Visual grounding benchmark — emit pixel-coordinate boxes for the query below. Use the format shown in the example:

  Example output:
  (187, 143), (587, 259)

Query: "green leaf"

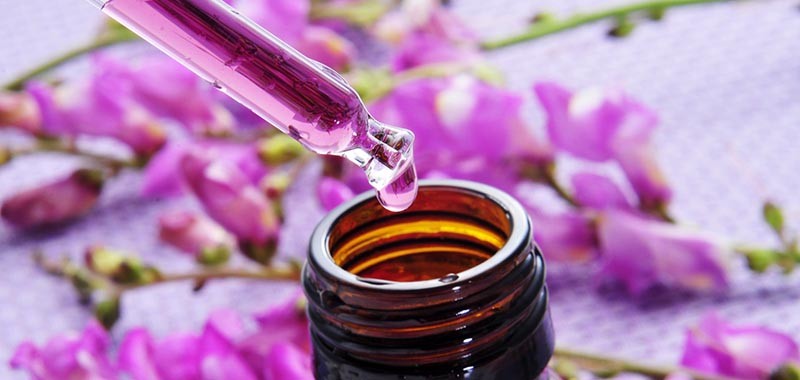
(763, 201), (785, 236)
(95, 298), (121, 330)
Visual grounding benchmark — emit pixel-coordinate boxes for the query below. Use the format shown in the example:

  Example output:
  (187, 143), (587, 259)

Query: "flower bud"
(84, 246), (160, 285)
(257, 135), (306, 166)
(317, 177), (355, 211)
(94, 298), (121, 330)
(239, 239), (278, 266)
(158, 210), (235, 264)
(261, 172), (292, 200)
(0, 91), (42, 135)
(742, 248), (779, 273)
(1, 168), (104, 228)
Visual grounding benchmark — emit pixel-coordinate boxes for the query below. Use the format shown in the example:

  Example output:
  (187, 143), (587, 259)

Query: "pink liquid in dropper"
(95, 0), (417, 211)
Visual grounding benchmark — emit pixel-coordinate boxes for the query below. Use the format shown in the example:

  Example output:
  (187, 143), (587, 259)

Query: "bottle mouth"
(307, 179), (531, 292)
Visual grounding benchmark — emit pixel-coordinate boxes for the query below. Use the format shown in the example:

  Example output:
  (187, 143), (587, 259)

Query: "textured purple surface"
(1, 1), (800, 378)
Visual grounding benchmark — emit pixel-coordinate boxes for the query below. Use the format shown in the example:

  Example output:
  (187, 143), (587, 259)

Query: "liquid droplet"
(439, 273), (459, 283)
(376, 164), (417, 212)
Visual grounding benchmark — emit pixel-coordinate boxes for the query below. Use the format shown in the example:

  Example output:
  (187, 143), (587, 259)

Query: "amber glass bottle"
(303, 180), (554, 379)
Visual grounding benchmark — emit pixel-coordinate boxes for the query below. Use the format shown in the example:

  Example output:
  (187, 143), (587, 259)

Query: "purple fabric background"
(1, 1), (799, 378)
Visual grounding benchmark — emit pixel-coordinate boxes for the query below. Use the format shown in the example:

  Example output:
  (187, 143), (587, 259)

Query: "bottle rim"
(307, 179), (531, 293)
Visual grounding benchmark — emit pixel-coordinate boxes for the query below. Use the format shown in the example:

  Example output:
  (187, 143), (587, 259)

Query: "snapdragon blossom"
(181, 148), (279, 252)
(1, 169), (104, 228)
(596, 210), (729, 295)
(534, 82), (671, 206)
(366, 74), (551, 192)
(10, 321), (116, 380)
(232, 0), (356, 71)
(681, 313), (800, 379)
(374, 0), (480, 71)
(158, 210), (236, 259)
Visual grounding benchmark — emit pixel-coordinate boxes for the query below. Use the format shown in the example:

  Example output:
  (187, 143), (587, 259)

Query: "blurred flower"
(0, 91), (42, 134)
(571, 172), (633, 210)
(240, 291), (311, 375)
(121, 57), (235, 135)
(533, 82), (671, 205)
(613, 142), (672, 208)
(10, 320), (116, 380)
(368, 75), (551, 191)
(681, 313), (800, 379)
(317, 177), (355, 211)
(234, 0), (356, 70)
(142, 140), (266, 198)
(234, 0), (309, 41)
(158, 210), (236, 262)
(374, 0), (479, 71)
(597, 210), (729, 295)
(181, 148), (279, 262)
(391, 31), (480, 72)
(296, 26), (357, 72)
(1, 168), (103, 228)
(118, 310), (258, 380)
(263, 343), (313, 380)
(526, 205), (597, 263)
(27, 57), (168, 156)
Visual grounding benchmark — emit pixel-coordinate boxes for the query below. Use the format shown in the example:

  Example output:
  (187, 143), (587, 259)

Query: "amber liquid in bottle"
(304, 180), (555, 380)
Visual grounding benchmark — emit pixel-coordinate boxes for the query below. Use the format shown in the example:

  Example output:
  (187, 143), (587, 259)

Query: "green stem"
(554, 347), (736, 380)
(2, 35), (139, 91)
(481, 0), (731, 50)
(116, 265), (301, 292)
(34, 252), (301, 294)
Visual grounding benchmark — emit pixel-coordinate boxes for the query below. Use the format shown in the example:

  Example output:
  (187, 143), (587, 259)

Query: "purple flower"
(597, 210), (730, 295)
(234, 0), (355, 70)
(239, 291), (311, 375)
(10, 320), (116, 380)
(613, 142), (673, 208)
(391, 32), (480, 72)
(234, 0), (309, 42)
(27, 56), (168, 156)
(158, 210), (236, 258)
(681, 313), (800, 379)
(367, 75), (551, 191)
(571, 172), (633, 210)
(263, 343), (313, 380)
(526, 205), (597, 263)
(296, 26), (357, 71)
(533, 82), (671, 205)
(121, 57), (235, 135)
(375, 0), (479, 71)
(181, 148), (279, 248)
(317, 177), (355, 211)
(0, 91), (42, 135)
(118, 310), (258, 380)
(142, 140), (266, 198)
(1, 169), (103, 228)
